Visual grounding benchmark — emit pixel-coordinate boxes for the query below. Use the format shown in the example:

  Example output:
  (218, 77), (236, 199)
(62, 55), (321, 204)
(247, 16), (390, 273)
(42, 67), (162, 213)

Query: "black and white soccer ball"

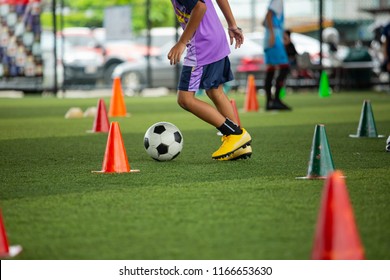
(144, 122), (183, 161)
(386, 136), (390, 152)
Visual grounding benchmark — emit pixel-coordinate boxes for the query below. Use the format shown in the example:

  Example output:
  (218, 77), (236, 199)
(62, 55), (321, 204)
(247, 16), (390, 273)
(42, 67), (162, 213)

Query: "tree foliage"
(41, 0), (175, 33)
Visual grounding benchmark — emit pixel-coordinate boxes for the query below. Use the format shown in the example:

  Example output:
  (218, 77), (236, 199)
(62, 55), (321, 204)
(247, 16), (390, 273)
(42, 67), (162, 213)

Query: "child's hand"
(228, 27), (244, 49)
(268, 32), (275, 48)
(167, 41), (186, 65)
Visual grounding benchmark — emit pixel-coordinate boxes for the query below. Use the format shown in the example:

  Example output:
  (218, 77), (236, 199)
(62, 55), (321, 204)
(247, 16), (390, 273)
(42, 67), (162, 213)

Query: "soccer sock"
(265, 68), (275, 105)
(217, 118), (242, 136)
(275, 66), (289, 100)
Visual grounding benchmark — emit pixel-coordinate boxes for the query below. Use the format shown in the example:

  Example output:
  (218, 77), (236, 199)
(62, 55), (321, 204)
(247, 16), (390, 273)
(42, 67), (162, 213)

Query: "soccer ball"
(144, 122), (183, 161)
(386, 136), (390, 152)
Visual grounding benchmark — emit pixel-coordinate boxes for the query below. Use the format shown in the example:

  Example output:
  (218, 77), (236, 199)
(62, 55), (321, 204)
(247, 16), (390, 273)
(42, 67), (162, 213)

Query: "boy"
(263, 0), (291, 111)
(168, 0), (252, 160)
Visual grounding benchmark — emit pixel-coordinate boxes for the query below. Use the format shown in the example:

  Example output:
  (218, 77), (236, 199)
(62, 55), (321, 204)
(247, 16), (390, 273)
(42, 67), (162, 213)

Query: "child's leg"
(177, 87), (250, 159)
(265, 66), (275, 107)
(204, 86), (251, 159)
(176, 58), (251, 159)
(205, 85), (237, 124)
(274, 65), (289, 100)
(272, 64), (291, 110)
(177, 89), (241, 135)
(177, 89), (225, 128)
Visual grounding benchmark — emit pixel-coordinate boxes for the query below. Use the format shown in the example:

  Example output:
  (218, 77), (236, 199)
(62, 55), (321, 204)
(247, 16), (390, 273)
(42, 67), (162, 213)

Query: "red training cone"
(109, 77), (129, 117)
(230, 99), (241, 126)
(0, 209), (22, 258)
(244, 74), (259, 112)
(311, 170), (365, 260)
(87, 98), (110, 133)
(92, 122), (140, 173)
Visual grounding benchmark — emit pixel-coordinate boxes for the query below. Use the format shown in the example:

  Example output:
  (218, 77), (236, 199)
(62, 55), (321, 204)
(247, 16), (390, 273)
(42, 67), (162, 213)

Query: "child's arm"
(216, 0), (243, 48)
(167, 1), (207, 65)
(265, 9), (275, 48)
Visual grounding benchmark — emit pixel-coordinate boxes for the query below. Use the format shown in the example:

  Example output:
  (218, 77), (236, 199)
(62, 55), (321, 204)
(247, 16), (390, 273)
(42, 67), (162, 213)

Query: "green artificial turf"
(0, 91), (389, 260)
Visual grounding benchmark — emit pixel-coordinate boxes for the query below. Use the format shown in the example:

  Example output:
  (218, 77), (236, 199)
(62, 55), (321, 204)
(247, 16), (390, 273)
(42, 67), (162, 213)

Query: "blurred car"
(245, 31), (349, 67)
(133, 27), (183, 48)
(60, 27), (105, 86)
(103, 43), (160, 85)
(54, 27), (162, 86)
(91, 27), (161, 85)
(244, 32), (374, 88)
(112, 35), (263, 94)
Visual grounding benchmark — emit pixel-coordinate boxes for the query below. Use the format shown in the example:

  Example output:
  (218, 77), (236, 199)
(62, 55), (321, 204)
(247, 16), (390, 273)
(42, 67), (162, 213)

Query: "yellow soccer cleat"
(212, 128), (252, 159)
(216, 145), (252, 161)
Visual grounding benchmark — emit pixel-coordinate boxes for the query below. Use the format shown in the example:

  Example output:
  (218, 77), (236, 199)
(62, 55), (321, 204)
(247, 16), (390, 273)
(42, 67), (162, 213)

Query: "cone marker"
(319, 70), (331, 98)
(349, 100), (384, 138)
(0, 209), (22, 259)
(65, 107), (83, 119)
(109, 77), (130, 117)
(244, 74), (259, 112)
(296, 124), (336, 179)
(92, 122), (140, 173)
(311, 170), (365, 260)
(87, 99), (110, 133)
(279, 86), (286, 99)
(230, 99), (241, 126)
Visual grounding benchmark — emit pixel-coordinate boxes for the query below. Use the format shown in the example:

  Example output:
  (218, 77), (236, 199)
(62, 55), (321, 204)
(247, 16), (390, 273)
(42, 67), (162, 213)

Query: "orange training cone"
(311, 170), (365, 260)
(0, 209), (22, 258)
(109, 77), (129, 117)
(230, 99), (241, 126)
(244, 74), (259, 112)
(92, 122), (140, 173)
(87, 98), (110, 133)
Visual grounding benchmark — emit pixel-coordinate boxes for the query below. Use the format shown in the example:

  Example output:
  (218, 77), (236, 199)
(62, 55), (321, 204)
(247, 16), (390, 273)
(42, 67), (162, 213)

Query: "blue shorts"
(178, 57), (233, 92)
(264, 46), (289, 65)
(264, 28), (289, 65)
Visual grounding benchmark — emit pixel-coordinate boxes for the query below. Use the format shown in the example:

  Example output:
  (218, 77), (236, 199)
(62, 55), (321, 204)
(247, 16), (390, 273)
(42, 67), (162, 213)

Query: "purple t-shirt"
(170, 0), (230, 67)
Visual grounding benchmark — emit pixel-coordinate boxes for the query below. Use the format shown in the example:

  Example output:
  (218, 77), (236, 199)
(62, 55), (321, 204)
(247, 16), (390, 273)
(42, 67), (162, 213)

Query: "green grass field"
(0, 91), (389, 260)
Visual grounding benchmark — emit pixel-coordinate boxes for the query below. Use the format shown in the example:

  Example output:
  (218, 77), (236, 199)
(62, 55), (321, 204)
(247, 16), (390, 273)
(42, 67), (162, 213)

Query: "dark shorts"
(264, 44), (289, 66)
(178, 57), (234, 92)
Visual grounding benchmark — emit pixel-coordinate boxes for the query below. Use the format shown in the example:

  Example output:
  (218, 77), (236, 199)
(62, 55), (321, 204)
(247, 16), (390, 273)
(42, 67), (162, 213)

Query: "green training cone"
(349, 100), (384, 138)
(319, 70), (331, 98)
(296, 124), (335, 180)
(279, 86), (286, 99)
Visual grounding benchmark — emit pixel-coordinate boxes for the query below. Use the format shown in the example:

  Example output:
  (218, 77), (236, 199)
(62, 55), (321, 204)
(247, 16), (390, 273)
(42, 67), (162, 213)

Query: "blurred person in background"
(381, 21), (390, 89)
(323, 27), (341, 67)
(283, 29), (299, 79)
(263, 0), (291, 111)
(283, 29), (298, 67)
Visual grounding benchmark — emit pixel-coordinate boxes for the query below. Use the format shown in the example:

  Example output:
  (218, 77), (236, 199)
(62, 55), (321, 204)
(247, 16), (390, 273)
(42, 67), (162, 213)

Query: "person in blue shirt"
(263, 0), (291, 111)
